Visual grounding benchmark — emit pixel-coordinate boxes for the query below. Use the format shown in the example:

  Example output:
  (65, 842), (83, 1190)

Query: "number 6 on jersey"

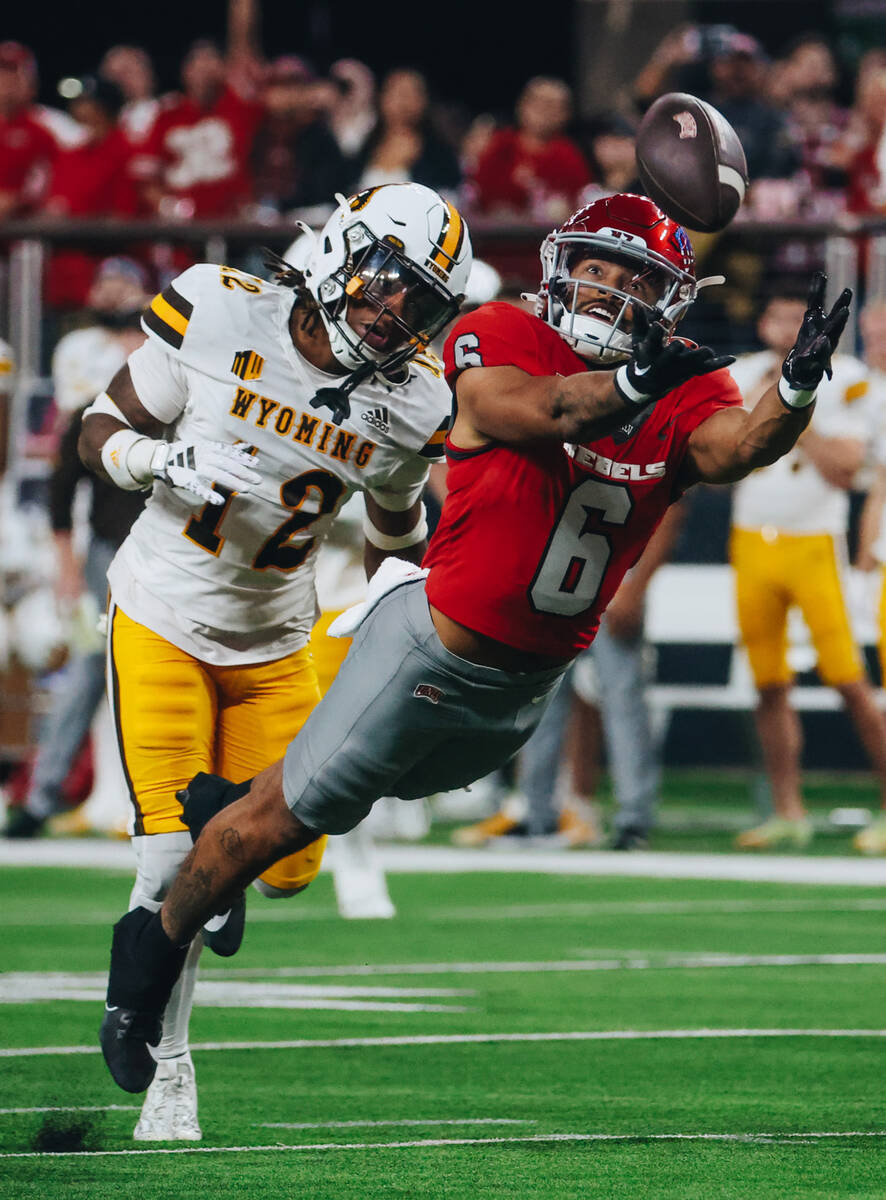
(529, 478), (633, 616)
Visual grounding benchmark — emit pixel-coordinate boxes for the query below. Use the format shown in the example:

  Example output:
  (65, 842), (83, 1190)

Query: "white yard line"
(427, 897), (886, 921)
(196, 952), (886, 980)
(260, 1118), (536, 1130)
(1, 1129), (884, 1159)
(8, 895), (886, 930)
(4, 1028), (886, 1059)
(0, 1105), (138, 1115)
(1, 839), (884, 885)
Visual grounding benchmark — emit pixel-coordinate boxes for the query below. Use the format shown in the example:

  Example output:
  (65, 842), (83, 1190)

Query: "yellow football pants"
(730, 527), (863, 689)
(109, 605), (328, 893)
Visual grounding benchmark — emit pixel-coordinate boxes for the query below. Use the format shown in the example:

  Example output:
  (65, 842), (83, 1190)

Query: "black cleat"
(178, 773), (253, 958)
(100, 1005), (162, 1093)
(3, 808), (46, 839)
(609, 825), (649, 851)
(101, 907), (189, 1092)
(201, 895), (246, 957)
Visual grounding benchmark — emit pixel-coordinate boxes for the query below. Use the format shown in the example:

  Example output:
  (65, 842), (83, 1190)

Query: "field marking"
(4, 1028), (886, 1059)
(2, 1129), (885, 1159)
(0, 1105), (138, 1115)
(260, 1118), (536, 1130)
(8, 895), (886, 929)
(0, 974), (473, 1014)
(427, 897), (886, 921)
(194, 952), (886, 980)
(2, 839), (885, 885)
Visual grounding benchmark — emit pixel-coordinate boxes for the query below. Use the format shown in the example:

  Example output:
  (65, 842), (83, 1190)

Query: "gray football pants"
(283, 581), (566, 835)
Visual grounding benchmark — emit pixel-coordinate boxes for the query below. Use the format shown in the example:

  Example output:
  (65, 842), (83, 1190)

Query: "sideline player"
(81, 183), (470, 1136)
(728, 282), (886, 851)
(97, 194), (852, 1095)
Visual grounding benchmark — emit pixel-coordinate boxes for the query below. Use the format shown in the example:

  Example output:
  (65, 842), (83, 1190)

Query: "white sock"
(154, 936), (202, 1060)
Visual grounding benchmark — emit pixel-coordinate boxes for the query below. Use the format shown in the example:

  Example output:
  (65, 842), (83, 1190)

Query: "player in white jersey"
(79, 183), (472, 1138)
(853, 299), (886, 854)
(728, 283), (886, 850)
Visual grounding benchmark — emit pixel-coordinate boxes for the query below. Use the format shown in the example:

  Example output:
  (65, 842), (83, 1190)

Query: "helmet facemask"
(315, 221), (462, 376)
(539, 231), (697, 364)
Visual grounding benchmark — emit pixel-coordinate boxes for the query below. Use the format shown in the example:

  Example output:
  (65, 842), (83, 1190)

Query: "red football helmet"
(536, 193), (716, 364)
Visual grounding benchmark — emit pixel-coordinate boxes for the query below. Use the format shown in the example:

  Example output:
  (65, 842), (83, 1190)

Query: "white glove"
(151, 440), (261, 506)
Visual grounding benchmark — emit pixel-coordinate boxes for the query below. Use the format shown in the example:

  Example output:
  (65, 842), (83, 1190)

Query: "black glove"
(176, 772), (253, 843)
(780, 271), (852, 403)
(614, 305), (735, 406)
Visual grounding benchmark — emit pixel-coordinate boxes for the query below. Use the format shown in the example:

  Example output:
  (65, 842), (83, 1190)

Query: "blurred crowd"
(1, 23), (886, 308)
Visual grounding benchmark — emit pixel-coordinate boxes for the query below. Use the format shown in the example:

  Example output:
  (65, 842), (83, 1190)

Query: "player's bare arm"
(454, 305), (732, 447)
(363, 493), (427, 576)
(797, 428), (865, 491)
(78, 364), (166, 479)
(683, 273), (852, 486)
(79, 360), (261, 505)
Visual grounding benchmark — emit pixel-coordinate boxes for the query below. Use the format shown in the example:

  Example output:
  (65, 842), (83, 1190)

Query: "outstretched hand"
(614, 305), (735, 406)
(782, 271), (853, 393)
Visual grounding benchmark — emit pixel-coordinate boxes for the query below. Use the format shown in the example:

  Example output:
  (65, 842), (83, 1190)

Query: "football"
(635, 93), (749, 233)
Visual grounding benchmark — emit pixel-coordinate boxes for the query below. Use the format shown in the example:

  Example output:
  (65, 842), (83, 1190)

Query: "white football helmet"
(301, 183), (472, 375)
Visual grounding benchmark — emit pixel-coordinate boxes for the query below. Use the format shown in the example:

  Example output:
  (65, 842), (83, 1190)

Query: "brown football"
(635, 93), (748, 233)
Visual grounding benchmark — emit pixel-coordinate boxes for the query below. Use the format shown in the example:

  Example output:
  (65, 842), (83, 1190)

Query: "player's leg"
(593, 621), (659, 848)
(307, 611), (395, 916)
(6, 536), (115, 837)
(856, 570), (886, 854)
(100, 581), (565, 1092)
(793, 535), (886, 808)
(214, 644), (328, 903)
(107, 604), (216, 1136)
(731, 530), (808, 848)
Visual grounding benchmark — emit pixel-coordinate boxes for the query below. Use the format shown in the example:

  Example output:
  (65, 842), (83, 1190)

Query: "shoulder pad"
(141, 264), (269, 363)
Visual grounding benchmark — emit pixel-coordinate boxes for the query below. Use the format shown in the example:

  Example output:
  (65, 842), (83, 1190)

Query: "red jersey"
(425, 303), (741, 660)
(470, 128), (592, 216)
(135, 86), (262, 217)
(0, 107), (58, 213)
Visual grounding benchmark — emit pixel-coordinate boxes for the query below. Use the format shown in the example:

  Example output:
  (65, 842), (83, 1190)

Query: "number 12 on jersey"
(529, 478), (633, 616)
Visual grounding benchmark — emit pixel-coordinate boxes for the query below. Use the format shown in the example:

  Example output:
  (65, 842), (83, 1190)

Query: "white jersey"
(730, 350), (871, 536)
(0, 338), (14, 393)
(864, 369), (886, 565)
(52, 327), (128, 414)
(108, 263), (450, 664)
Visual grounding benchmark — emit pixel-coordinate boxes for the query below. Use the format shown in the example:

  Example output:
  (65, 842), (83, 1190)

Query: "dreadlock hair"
(263, 248), (322, 334)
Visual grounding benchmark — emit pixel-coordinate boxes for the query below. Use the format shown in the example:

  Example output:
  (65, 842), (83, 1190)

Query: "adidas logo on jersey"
(360, 405), (390, 434)
(231, 350), (264, 382)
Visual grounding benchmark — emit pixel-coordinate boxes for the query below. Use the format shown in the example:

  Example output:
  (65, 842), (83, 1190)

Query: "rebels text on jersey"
(426, 302), (741, 659)
(109, 263), (449, 664)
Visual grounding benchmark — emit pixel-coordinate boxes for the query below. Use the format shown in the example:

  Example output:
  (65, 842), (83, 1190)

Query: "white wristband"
(100, 429), (160, 490)
(362, 511), (428, 551)
(614, 364), (653, 406)
(777, 377), (817, 409)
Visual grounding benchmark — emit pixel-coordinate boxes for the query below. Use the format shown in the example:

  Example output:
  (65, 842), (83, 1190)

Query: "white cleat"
(133, 1055), (202, 1141)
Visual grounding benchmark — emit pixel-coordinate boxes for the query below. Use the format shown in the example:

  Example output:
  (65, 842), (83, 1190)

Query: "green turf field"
(2, 861), (885, 1198)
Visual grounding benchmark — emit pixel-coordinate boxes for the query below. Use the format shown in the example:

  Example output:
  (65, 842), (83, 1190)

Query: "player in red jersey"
(98, 194), (853, 1093)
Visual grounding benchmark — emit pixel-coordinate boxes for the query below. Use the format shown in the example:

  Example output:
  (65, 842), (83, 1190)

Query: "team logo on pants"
(414, 683), (443, 704)
(231, 350), (264, 381)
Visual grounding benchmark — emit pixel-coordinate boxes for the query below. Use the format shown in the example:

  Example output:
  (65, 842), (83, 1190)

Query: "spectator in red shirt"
(132, 39), (261, 219)
(469, 77), (592, 223)
(99, 45), (163, 145)
(839, 52), (886, 216)
(0, 41), (59, 218)
(42, 76), (139, 310)
(250, 56), (349, 216)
